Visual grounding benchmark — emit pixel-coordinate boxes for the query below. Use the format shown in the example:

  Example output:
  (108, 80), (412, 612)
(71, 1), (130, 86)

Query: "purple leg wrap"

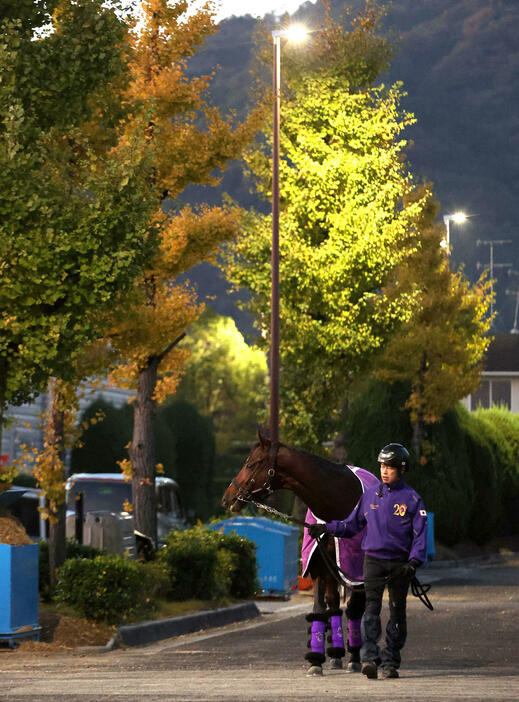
(310, 620), (326, 655)
(348, 618), (362, 649)
(305, 613), (327, 666)
(330, 615), (345, 650)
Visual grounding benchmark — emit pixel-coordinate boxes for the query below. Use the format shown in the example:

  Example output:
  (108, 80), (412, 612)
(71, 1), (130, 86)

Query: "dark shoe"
(346, 661), (361, 673)
(361, 661), (378, 679)
(382, 666), (399, 679)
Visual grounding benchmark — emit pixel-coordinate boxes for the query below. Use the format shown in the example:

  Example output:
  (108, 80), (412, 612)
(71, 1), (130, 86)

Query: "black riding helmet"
(377, 443), (409, 472)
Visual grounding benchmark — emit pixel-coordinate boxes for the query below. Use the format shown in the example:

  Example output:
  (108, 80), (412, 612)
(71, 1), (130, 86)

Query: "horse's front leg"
(304, 575), (328, 676)
(323, 573), (346, 671)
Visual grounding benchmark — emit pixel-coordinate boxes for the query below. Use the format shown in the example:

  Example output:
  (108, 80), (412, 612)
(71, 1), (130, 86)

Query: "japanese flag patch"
(420, 509), (427, 516)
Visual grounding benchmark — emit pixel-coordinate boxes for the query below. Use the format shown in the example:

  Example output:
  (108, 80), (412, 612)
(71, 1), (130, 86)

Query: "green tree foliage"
(157, 400), (215, 520)
(223, 8), (426, 449)
(72, 397), (216, 520)
(70, 399), (133, 474)
(176, 309), (268, 453)
(0, 0), (156, 428)
(373, 189), (492, 453)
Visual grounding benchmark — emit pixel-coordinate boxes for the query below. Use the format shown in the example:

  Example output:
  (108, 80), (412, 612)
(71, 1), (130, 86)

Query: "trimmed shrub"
(213, 529), (259, 599)
(158, 526), (258, 601)
(39, 539), (105, 601)
(55, 555), (169, 624)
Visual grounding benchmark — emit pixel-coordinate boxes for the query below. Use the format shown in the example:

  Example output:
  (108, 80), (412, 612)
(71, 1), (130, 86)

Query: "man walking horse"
(222, 434), (428, 679)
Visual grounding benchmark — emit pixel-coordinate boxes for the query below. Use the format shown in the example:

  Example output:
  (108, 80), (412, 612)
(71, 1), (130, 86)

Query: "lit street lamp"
(441, 211), (467, 251)
(270, 25), (308, 444)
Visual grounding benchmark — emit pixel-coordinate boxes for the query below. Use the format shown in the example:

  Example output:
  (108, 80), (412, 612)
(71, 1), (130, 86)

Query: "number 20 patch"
(393, 503), (407, 516)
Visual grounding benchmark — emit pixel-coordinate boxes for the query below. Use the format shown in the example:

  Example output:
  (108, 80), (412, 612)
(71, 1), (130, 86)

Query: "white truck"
(65, 473), (186, 557)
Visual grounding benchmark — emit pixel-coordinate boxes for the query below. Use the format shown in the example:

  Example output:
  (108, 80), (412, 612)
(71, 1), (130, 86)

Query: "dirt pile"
(16, 611), (112, 653)
(0, 508), (32, 546)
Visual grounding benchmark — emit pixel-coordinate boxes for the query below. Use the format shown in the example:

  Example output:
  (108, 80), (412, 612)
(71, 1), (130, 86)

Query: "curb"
(114, 601), (261, 648)
(424, 552), (517, 570)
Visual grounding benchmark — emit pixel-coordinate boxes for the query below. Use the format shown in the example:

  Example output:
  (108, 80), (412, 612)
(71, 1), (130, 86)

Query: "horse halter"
(231, 442), (280, 505)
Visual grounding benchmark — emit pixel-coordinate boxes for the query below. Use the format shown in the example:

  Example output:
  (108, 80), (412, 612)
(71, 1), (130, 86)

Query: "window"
(491, 380), (511, 409)
(471, 380), (511, 411)
(66, 481), (131, 513)
(471, 381), (489, 409)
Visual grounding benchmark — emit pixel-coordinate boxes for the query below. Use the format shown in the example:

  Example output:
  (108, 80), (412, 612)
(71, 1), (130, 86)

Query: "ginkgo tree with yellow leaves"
(374, 189), (492, 455)
(105, 0), (263, 547)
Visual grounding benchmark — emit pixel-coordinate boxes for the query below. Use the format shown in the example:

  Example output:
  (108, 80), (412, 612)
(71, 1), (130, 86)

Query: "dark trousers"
(361, 554), (410, 669)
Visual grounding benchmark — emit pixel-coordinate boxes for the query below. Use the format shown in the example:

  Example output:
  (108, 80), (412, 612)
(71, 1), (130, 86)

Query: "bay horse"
(221, 431), (379, 676)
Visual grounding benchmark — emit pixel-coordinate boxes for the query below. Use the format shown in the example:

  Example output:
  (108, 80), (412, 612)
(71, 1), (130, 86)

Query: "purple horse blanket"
(301, 466), (379, 585)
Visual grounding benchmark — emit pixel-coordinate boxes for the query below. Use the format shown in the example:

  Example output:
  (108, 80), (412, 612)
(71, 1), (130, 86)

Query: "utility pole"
(476, 239), (512, 322)
(506, 269), (519, 334)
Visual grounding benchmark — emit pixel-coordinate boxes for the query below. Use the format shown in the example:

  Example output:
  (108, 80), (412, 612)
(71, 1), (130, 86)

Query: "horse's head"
(221, 430), (279, 512)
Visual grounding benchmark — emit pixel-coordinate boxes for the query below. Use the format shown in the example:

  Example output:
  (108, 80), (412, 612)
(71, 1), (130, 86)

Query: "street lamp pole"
(442, 212), (467, 251)
(270, 30), (282, 444)
(269, 26), (308, 444)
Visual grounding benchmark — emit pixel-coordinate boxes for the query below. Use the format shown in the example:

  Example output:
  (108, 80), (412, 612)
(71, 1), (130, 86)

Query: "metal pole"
(270, 34), (281, 444)
(75, 491), (84, 544)
(490, 242), (494, 319)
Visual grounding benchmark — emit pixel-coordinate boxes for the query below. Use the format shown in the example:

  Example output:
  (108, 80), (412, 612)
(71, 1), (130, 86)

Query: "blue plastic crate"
(210, 517), (299, 596)
(0, 543), (40, 647)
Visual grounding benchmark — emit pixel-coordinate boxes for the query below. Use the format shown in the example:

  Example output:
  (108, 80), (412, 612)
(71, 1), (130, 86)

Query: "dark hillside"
(184, 0), (519, 332)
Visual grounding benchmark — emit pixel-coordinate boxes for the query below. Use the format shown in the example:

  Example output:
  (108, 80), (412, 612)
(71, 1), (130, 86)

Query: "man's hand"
(401, 559), (420, 579)
(307, 523), (328, 539)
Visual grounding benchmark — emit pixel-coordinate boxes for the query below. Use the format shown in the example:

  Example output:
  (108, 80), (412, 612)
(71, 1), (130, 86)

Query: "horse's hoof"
(346, 661), (362, 673)
(306, 665), (323, 676)
(329, 658), (343, 670)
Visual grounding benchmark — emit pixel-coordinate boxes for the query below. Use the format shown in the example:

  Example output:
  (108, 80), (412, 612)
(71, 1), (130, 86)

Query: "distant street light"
(441, 212), (467, 251)
(270, 25), (309, 444)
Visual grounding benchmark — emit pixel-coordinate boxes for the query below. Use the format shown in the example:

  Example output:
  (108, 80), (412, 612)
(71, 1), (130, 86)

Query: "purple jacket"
(326, 480), (428, 564)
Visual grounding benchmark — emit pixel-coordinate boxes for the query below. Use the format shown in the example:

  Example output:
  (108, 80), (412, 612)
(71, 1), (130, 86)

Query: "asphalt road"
(1, 557), (518, 701)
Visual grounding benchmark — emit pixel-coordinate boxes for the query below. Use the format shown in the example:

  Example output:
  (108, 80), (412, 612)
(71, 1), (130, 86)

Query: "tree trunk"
(411, 352), (428, 460)
(48, 382), (67, 591)
(411, 417), (424, 459)
(49, 502), (66, 591)
(0, 360), (6, 468)
(130, 357), (159, 548)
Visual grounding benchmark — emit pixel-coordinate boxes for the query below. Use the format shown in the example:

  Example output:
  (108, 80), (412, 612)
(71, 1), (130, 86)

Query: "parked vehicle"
(65, 473), (186, 555)
(8, 487), (46, 540)
(10, 473), (186, 558)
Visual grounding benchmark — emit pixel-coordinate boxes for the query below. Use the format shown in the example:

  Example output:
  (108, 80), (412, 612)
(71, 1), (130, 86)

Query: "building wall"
(1, 384), (134, 469)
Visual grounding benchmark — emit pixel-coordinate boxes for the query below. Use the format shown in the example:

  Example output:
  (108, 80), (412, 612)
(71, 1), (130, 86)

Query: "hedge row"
(52, 527), (258, 624)
(345, 381), (519, 545)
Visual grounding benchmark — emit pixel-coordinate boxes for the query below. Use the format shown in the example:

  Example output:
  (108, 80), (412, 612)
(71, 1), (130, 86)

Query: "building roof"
(484, 334), (519, 372)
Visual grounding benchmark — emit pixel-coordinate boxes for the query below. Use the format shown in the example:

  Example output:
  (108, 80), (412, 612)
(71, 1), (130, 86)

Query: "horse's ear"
(257, 428), (270, 450)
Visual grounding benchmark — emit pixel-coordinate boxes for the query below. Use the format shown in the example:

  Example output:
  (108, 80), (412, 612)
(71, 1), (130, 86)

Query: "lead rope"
(237, 494), (433, 610)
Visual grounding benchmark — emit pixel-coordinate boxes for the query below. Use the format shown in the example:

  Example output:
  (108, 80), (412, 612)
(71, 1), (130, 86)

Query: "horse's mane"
(254, 439), (358, 480)
(292, 446), (353, 478)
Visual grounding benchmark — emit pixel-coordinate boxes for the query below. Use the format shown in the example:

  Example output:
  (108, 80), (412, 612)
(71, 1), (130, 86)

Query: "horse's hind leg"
(344, 586), (366, 672)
